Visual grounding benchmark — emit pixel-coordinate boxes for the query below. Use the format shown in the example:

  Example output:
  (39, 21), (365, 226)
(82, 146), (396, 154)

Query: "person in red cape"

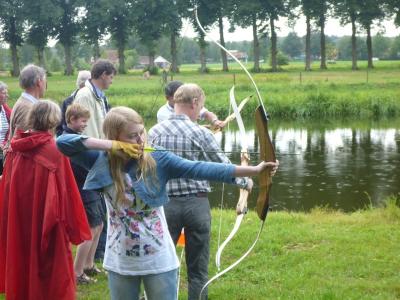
(0, 100), (91, 300)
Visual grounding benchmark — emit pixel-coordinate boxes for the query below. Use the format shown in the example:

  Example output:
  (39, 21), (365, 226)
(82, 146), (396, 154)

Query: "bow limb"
(215, 86), (250, 270)
(211, 95), (252, 134)
(200, 222), (265, 300)
(194, 8), (265, 112)
(194, 7), (276, 221)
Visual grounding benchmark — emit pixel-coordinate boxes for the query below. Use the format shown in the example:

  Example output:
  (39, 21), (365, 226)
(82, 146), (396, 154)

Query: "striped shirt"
(0, 106), (9, 158)
(148, 114), (248, 196)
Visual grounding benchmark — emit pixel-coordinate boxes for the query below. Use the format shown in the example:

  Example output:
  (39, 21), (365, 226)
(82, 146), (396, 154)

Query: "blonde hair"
(65, 102), (90, 124)
(103, 107), (157, 206)
(28, 100), (61, 131)
(173, 83), (205, 104)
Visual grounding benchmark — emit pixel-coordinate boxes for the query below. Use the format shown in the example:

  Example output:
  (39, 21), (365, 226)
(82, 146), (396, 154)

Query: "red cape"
(0, 131), (91, 300)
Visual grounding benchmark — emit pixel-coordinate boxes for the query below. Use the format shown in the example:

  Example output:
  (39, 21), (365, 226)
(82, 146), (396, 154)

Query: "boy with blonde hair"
(64, 103), (105, 284)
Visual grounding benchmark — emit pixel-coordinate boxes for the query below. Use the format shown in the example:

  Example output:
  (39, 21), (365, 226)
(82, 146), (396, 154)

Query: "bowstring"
(215, 81), (233, 271)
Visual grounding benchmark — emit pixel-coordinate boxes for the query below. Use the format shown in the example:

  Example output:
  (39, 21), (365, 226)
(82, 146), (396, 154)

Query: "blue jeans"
(108, 269), (178, 300)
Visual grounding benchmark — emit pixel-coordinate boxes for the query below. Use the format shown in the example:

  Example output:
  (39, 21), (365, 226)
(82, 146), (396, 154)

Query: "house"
(154, 56), (171, 69)
(104, 50), (119, 65)
(227, 50), (248, 63)
(137, 56), (150, 68)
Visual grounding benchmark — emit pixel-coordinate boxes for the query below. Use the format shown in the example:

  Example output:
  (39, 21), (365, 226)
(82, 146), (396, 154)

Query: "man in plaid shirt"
(148, 83), (251, 300)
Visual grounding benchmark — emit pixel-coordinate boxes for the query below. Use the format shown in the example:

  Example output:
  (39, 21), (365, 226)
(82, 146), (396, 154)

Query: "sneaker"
(84, 265), (105, 276)
(76, 273), (97, 285)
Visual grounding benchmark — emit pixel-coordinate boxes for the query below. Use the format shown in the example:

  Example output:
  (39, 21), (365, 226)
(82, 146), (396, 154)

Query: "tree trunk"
(270, 17), (277, 72)
(305, 15), (311, 71)
(252, 14), (260, 72)
(64, 44), (73, 75)
(170, 31), (179, 73)
(199, 34), (207, 73)
(351, 16), (358, 70)
(218, 12), (228, 72)
(148, 51), (155, 68)
(118, 45), (126, 74)
(366, 25), (373, 68)
(93, 40), (101, 60)
(320, 15), (327, 69)
(10, 43), (20, 77)
(37, 47), (45, 68)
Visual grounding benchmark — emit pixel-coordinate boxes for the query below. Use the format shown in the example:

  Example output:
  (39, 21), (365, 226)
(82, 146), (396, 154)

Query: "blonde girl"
(57, 106), (278, 300)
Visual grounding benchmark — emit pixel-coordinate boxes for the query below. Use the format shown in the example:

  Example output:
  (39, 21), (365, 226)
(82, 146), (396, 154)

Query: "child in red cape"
(0, 100), (91, 300)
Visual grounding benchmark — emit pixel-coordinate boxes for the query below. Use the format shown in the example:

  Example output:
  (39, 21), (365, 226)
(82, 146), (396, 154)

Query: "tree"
(81, 0), (109, 60)
(301, 0), (315, 71)
(165, 0), (184, 73)
(229, 0), (267, 72)
(385, 0), (400, 26)
(0, 0), (25, 76)
(189, 1), (219, 73)
(281, 32), (303, 59)
(333, 0), (360, 70)
(133, 0), (170, 70)
(107, 0), (135, 74)
(358, 0), (386, 68)
(336, 36), (368, 60)
(388, 35), (400, 59)
(260, 0), (295, 72)
(312, 0), (330, 69)
(372, 33), (391, 59)
(25, 0), (58, 69)
(52, 0), (80, 75)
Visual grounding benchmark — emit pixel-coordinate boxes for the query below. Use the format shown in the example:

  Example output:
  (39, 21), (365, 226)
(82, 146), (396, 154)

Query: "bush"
(74, 58), (91, 71)
(144, 66), (159, 75)
(49, 57), (62, 72)
(269, 51), (289, 67)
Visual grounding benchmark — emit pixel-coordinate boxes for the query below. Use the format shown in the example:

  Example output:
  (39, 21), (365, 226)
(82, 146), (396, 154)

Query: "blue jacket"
(56, 134), (237, 207)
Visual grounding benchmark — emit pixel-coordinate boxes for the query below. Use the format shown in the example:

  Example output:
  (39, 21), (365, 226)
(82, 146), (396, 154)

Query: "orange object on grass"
(177, 229), (185, 247)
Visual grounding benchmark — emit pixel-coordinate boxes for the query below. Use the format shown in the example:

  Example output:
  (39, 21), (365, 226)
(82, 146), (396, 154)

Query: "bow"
(215, 86), (250, 270)
(194, 6), (277, 299)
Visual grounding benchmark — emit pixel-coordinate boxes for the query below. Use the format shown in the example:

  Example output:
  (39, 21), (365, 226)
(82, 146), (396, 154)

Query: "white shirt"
(21, 92), (38, 103)
(102, 174), (179, 275)
(157, 103), (209, 123)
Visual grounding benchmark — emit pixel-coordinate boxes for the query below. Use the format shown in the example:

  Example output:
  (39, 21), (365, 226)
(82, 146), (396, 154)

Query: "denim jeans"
(108, 268), (178, 300)
(165, 194), (211, 300)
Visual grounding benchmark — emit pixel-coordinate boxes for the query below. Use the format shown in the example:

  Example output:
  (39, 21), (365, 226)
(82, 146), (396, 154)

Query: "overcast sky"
(182, 17), (400, 42)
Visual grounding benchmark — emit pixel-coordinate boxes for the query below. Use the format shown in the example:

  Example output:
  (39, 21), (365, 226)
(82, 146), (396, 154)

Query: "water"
(208, 119), (400, 212)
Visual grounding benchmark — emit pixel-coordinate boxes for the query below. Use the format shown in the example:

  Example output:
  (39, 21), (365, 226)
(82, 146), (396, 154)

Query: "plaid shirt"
(148, 114), (248, 196)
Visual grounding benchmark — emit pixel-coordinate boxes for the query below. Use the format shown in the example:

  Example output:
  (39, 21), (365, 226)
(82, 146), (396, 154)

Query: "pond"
(208, 118), (400, 212)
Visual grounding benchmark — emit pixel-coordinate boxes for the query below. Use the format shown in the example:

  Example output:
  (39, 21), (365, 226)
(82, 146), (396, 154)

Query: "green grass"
(1, 200), (398, 300)
(73, 197), (400, 299)
(1, 60), (400, 121)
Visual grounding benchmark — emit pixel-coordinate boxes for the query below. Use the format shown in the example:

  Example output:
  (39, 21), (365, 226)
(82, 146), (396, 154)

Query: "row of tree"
(0, 0), (399, 76)
(2, 32), (399, 73)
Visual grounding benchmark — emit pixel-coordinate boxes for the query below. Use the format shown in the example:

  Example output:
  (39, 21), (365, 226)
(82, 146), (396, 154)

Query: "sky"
(181, 16), (400, 42)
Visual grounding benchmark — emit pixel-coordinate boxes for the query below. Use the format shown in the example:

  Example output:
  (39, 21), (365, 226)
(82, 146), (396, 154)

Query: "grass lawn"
(74, 197), (400, 299)
(1, 60), (400, 120)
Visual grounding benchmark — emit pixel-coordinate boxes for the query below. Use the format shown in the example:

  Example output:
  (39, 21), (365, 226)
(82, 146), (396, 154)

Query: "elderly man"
(9, 64), (47, 140)
(149, 83), (252, 300)
(157, 80), (225, 130)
